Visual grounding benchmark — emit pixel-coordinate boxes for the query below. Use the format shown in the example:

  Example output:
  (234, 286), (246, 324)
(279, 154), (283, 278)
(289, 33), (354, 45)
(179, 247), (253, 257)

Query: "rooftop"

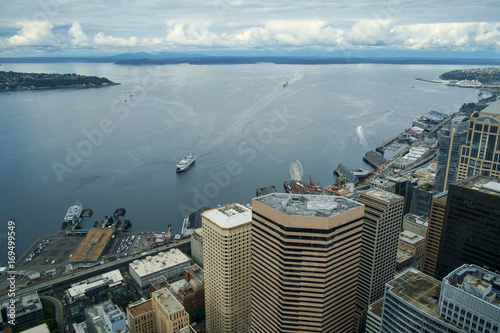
(456, 175), (500, 198)
(130, 249), (190, 278)
(153, 288), (184, 314)
(0, 291), (42, 316)
(480, 100), (500, 116)
(67, 269), (123, 299)
(86, 301), (128, 333)
(362, 188), (402, 203)
(69, 227), (115, 263)
(202, 203), (252, 229)
(400, 230), (425, 244)
(369, 297), (385, 318)
(254, 193), (362, 217)
(387, 268), (442, 318)
(128, 299), (153, 318)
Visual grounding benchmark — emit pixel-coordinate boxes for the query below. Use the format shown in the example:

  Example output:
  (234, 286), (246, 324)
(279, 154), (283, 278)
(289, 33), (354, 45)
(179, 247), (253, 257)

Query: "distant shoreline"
(1, 82), (120, 92)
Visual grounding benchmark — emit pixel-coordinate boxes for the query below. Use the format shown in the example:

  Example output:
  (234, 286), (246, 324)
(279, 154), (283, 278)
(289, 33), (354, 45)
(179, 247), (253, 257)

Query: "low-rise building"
(169, 265), (205, 312)
(152, 288), (190, 333)
(402, 213), (428, 238)
(129, 249), (190, 288)
(398, 230), (425, 259)
(85, 301), (129, 333)
(0, 291), (44, 333)
(127, 299), (155, 333)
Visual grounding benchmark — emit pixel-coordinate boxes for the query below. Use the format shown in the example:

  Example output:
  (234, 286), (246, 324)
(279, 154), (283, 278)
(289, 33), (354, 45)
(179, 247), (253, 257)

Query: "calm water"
(0, 63), (481, 265)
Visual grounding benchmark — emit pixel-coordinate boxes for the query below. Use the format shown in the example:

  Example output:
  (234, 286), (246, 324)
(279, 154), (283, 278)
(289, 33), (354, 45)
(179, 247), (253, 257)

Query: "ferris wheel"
(289, 160), (304, 181)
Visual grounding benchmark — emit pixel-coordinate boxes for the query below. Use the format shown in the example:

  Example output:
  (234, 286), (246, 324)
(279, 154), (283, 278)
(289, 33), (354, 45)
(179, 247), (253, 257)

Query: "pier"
(375, 131), (404, 154)
(363, 150), (387, 168)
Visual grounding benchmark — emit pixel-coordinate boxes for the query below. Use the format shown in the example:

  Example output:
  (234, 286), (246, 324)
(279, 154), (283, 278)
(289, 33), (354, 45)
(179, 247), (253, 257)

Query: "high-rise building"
(354, 189), (404, 332)
(190, 227), (203, 267)
(151, 288), (190, 333)
(379, 268), (466, 333)
(434, 122), (468, 194)
(378, 264), (500, 333)
(127, 299), (155, 333)
(421, 191), (448, 278)
(201, 203), (252, 333)
(251, 193), (365, 333)
(409, 184), (434, 217)
(433, 175), (500, 280)
(457, 100), (500, 181)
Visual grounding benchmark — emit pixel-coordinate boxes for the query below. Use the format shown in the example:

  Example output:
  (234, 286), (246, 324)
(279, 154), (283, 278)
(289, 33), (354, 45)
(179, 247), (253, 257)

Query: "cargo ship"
(176, 154), (196, 172)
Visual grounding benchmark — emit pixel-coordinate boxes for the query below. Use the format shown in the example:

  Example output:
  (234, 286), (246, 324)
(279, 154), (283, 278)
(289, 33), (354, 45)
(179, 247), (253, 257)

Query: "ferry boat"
(63, 202), (83, 224)
(282, 81), (288, 87)
(176, 154), (196, 172)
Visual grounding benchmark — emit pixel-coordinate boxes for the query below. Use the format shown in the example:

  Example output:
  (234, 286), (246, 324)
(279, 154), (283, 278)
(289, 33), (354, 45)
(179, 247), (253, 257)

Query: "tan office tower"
(151, 288), (190, 333)
(421, 191), (448, 278)
(252, 193), (365, 333)
(354, 189), (404, 333)
(201, 203), (252, 333)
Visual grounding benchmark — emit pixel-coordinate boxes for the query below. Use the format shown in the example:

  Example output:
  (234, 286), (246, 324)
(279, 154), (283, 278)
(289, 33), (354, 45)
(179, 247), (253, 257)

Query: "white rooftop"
(400, 230), (425, 244)
(68, 269), (123, 298)
(130, 249), (190, 278)
(202, 203), (252, 229)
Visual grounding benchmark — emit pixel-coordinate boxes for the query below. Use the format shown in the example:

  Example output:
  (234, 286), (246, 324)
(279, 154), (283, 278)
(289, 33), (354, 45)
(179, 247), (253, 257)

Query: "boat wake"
(356, 125), (370, 150)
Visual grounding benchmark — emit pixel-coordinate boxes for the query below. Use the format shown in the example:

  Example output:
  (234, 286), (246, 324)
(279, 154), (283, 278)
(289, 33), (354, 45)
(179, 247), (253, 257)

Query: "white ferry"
(63, 202), (83, 223)
(176, 154), (196, 172)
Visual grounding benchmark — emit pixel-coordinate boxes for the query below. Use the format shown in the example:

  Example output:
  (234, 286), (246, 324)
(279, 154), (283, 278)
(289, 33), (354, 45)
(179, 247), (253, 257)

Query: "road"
(39, 295), (64, 333)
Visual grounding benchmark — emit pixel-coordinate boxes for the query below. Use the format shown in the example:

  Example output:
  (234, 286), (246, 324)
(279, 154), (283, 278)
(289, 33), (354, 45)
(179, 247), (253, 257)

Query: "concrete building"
(65, 270), (129, 323)
(369, 178), (396, 193)
(152, 287), (190, 333)
(251, 193), (365, 333)
(402, 213), (428, 238)
(129, 249), (191, 288)
(398, 230), (425, 259)
(386, 175), (417, 216)
(366, 298), (383, 333)
(127, 299), (155, 333)
(202, 203), (252, 333)
(433, 176), (500, 280)
(434, 122), (468, 194)
(354, 189), (404, 333)
(457, 100), (500, 180)
(379, 268), (466, 332)
(422, 191), (448, 278)
(167, 265), (205, 313)
(0, 292), (43, 333)
(85, 301), (128, 333)
(190, 228), (203, 267)
(439, 264), (500, 332)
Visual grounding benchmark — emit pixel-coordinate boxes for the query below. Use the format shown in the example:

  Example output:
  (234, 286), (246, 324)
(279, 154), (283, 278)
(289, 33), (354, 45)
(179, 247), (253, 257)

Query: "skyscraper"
(151, 288), (190, 333)
(201, 203), (252, 333)
(251, 193), (365, 333)
(434, 122), (468, 194)
(433, 175), (500, 280)
(457, 100), (500, 181)
(354, 189), (404, 333)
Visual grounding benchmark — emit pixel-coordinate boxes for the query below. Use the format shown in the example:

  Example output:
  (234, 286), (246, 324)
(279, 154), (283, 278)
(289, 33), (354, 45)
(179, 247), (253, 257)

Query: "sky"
(0, 0), (499, 57)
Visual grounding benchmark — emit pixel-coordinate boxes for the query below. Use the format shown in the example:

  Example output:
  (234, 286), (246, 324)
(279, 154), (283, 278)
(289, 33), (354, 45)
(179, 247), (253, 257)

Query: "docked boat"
(176, 154), (196, 172)
(63, 202), (83, 224)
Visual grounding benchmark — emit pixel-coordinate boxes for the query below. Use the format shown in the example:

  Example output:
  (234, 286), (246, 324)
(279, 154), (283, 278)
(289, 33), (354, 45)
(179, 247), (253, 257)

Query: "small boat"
(282, 81), (288, 87)
(176, 154), (196, 172)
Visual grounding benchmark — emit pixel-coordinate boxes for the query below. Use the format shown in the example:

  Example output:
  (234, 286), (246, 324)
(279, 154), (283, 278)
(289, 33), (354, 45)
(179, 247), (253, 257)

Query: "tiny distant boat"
(282, 81), (288, 87)
(176, 153), (196, 172)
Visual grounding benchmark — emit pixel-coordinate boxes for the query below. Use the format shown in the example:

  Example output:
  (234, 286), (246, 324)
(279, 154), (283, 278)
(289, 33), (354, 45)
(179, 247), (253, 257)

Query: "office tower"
(379, 265), (500, 333)
(409, 184), (433, 217)
(433, 175), (500, 280)
(386, 175), (417, 216)
(202, 204), (252, 333)
(434, 122), (468, 194)
(190, 227), (203, 267)
(152, 288), (190, 333)
(439, 264), (500, 332)
(127, 299), (155, 333)
(379, 268), (466, 332)
(457, 100), (500, 181)
(354, 189), (404, 332)
(365, 298), (384, 333)
(421, 192), (448, 278)
(251, 193), (365, 333)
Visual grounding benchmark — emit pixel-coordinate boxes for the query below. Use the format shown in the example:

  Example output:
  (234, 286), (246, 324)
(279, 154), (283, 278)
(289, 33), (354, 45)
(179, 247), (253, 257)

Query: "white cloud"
(93, 32), (138, 47)
(164, 22), (226, 47)
(8, 21), (56, 46)
(68, 22), (89, 46)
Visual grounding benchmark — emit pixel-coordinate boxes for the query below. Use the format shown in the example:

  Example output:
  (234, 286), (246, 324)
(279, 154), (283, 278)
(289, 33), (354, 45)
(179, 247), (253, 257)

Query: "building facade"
(202, 203), (252, 333)
(0, 292), (44, 333)
(421, 191), (448, 278)
(190, 228), (203, 267)
(152, 288), (190, 333)
(355, 189), (404, 333)
(434, 122), (468, 194)
(127, 299), (155, 333)
(457, 100), (500, 181)
(434, 176), (500, 280)
(251, 193), (365, 333)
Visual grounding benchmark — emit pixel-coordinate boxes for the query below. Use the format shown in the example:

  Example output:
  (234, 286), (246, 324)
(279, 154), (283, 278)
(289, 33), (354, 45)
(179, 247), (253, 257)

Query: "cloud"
(164, 22), (225, 47)
(8, 21), (56, 46)
(93, 32), (138, 47)
(68, 22), (89, 46)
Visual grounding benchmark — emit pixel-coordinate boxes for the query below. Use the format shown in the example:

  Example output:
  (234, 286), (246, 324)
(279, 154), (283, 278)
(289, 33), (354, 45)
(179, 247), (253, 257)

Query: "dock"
(363, 150), (387, 169)
(256, 186), (278, 197)
(375, 131), (404, 154)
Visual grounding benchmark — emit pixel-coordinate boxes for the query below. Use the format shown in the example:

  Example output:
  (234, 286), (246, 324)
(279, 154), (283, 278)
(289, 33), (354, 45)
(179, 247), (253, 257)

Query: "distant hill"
(439, 68), (500, 84)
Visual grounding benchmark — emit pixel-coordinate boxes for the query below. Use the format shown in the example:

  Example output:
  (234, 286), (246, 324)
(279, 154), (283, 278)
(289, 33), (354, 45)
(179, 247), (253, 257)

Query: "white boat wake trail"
(356, 125), (370, 150)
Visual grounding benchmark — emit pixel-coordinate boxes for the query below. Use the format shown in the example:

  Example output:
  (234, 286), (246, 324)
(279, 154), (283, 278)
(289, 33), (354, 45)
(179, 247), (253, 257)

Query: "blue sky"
(1, 0), (499, 56)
